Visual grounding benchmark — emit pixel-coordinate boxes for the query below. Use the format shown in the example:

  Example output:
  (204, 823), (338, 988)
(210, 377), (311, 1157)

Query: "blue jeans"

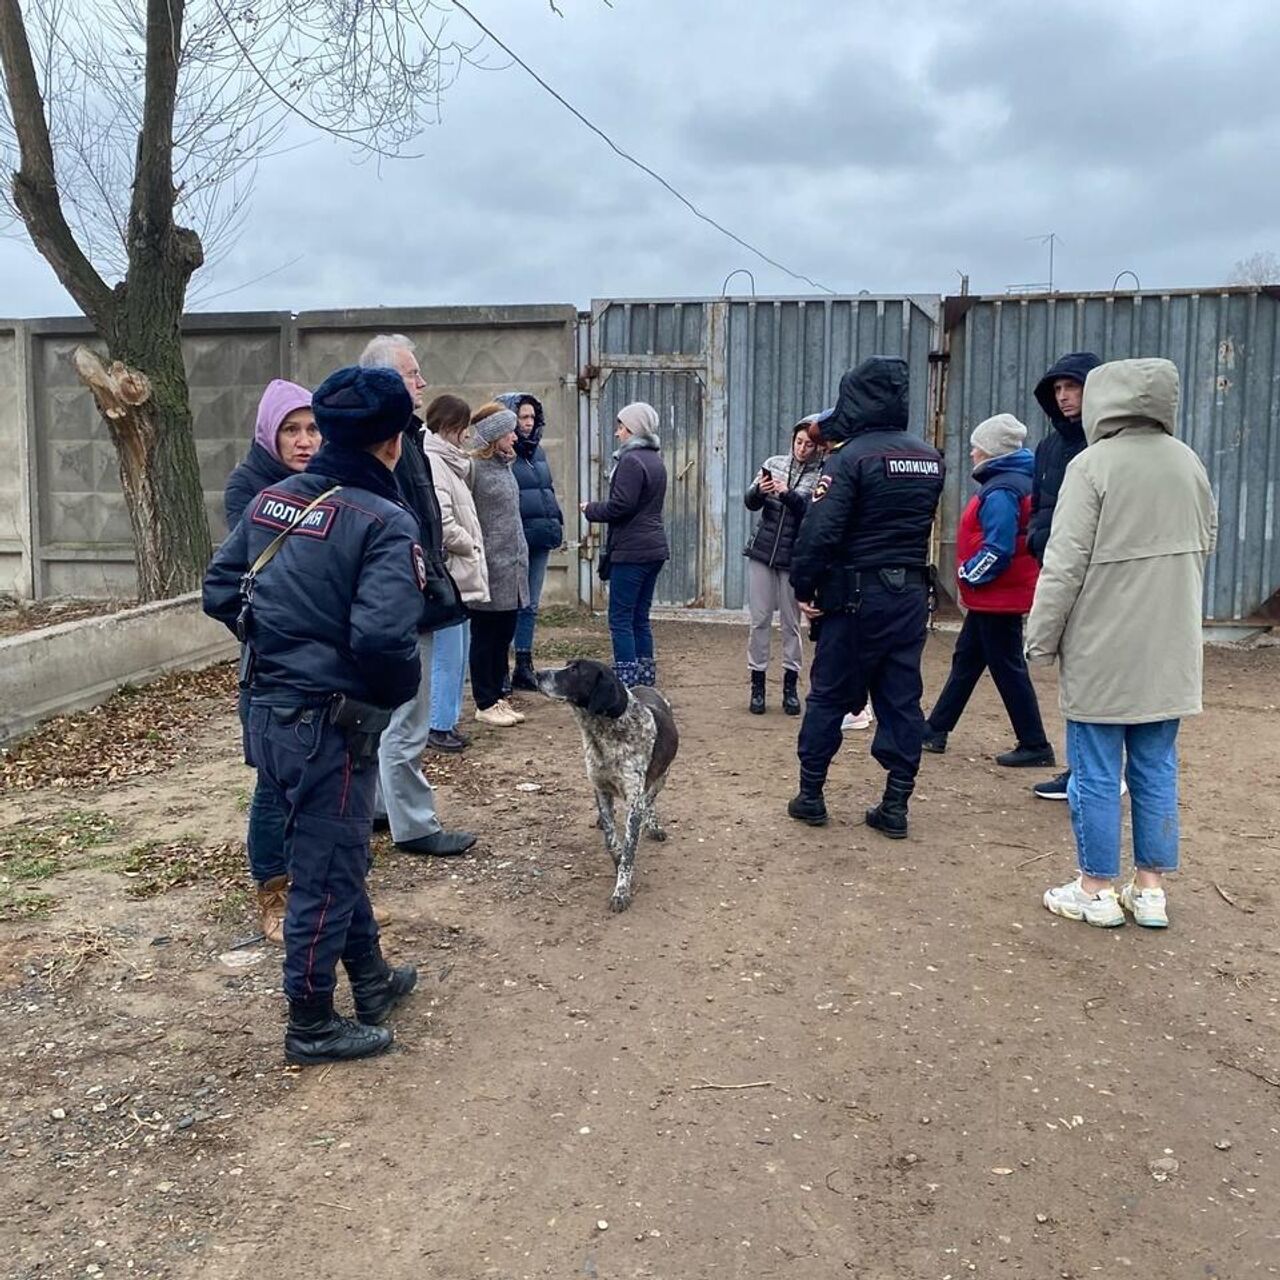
(1066, 719), (1181, 881)
(239, 682), (287, 883)
(514, 546), (551, 652)
(429, 619), (471, 732)
(608, 561), (663, 664)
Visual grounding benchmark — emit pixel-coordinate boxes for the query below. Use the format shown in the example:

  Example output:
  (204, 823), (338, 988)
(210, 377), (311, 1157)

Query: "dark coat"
(224, 443), (290, 528)
(583, 438), (669, 564)
(393, 419), (466, 633)
(1027, 351), (1102, 562)
(497, 392), (564, 553)
(202, 445), (424, 710)
(789, 357), (944, 608)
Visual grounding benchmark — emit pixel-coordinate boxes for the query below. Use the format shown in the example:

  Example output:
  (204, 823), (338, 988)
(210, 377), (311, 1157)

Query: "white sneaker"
(1120, 880), (1168, 928)
(496, 698), (526, 724)
(842, 708), (873, 732)
(475, 703), (518, 727)
(1043, 877), (1125, 927)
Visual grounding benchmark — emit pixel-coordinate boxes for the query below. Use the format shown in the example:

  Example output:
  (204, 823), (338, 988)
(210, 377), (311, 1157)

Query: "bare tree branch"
(0, 0), (113, 322)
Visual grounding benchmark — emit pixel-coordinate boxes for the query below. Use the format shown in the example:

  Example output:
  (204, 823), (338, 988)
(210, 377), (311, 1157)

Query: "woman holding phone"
(742, 415), (825, 715)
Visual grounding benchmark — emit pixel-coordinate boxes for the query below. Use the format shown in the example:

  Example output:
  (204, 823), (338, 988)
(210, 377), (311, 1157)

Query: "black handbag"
(597, 545), (612, 582)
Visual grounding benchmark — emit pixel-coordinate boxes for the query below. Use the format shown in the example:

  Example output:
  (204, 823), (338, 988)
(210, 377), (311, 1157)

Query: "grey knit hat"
(472, 407), (518, 445)
(970, 413), (1027, 458)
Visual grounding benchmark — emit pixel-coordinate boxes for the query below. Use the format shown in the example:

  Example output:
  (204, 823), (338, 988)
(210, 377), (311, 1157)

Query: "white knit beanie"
(617, 402), (660, 441)
(970, 413), (1028, 458)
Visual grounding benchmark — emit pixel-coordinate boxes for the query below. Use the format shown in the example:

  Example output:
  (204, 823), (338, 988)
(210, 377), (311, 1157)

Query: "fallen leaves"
(0, 663), (238, 792)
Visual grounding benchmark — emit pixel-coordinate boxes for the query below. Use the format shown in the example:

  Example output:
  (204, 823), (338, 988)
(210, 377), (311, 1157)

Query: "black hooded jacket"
(789, 357), (945, 608)
(1027, 351), (1102, 562)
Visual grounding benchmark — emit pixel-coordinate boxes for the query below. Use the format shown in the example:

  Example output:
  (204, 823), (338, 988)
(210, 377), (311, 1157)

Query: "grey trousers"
(374, 634), (442, 842)
(746, 559), (803, 673)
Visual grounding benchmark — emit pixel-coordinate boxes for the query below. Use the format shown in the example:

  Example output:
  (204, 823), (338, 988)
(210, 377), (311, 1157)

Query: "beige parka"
(422, 430), (490, 605)
(1025, 358), (1218, 723)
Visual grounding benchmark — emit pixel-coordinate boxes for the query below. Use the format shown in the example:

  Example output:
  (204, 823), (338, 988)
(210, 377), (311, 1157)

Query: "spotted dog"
(536, 659), (679, 912)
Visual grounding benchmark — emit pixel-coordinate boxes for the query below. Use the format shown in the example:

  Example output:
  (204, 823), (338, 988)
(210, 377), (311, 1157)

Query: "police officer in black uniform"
(204, 366), (427, 1065)
(787, 356), (945, 838)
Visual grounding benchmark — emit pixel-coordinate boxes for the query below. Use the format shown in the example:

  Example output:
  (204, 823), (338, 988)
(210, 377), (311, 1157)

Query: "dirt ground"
(0, 598), (136, 640)
(1, 616), (1277, 1280)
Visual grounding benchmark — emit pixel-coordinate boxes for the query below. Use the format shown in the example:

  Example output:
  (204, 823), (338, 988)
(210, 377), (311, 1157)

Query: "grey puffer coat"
(743, 451), (823, 570)
(469, 454), (530, 612)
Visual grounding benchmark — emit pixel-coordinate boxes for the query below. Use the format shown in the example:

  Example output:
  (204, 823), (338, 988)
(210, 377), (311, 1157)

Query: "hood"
(423, 427), (473, 478)
(818, 357), (909, 443)
(1033, 351), (1102, 425)
(497, 391), (546, 457)
(1082, 358), (1179, 445)
(253, 379), (312, 461)
(972, 447), (1034, 483)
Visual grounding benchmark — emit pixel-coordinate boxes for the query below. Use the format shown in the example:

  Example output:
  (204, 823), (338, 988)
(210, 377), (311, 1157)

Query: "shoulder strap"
(249, 485), (342, 575)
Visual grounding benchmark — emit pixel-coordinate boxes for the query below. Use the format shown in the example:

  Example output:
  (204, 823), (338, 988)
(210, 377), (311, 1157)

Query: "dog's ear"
(585, 663), (629, 718)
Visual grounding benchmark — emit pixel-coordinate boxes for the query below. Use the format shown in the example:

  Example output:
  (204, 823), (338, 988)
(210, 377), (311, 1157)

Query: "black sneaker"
(997, 743), (1057, 768)
(1033, 769), (1071, 801)
(921, 730), (948, 754)
(787, 793), (829, 827)
(396, 830), (478, 857)
(426, 729), (467, 753)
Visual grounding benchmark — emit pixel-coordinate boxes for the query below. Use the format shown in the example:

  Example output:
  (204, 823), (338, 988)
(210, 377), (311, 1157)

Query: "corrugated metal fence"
(942, 290), (1280, 622)
(590, 288), (1280, 623)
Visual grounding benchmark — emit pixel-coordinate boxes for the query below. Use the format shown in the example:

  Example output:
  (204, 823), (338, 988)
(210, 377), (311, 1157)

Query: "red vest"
(955, 488), (1039, 613)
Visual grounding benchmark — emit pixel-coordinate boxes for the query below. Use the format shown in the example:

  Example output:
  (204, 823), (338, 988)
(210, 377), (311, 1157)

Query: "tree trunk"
(74, 325), (211, 602)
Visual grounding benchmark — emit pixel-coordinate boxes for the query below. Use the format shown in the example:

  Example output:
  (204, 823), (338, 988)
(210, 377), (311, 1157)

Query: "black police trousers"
(796, 579), (930, 794)
(247, 702), (379, 1002)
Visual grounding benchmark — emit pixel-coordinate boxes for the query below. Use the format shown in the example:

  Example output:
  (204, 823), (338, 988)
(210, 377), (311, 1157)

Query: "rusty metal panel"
(723, 296), (941, 609)
(943, 289), (1280, 621)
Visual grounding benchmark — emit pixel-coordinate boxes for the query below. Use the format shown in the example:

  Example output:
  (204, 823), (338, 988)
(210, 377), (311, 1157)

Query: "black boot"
(344, 943), (418, 1026)
(921, 728), (948, 754)
(865, 777), (913, 840)
(512, 650), (538, 692)
(995, 742), (1056, 768)
(749, 669), (766, 715)
(787, 768), (829, 826)
(284, 995), (394, 1065)
(781, 670), (801, 717)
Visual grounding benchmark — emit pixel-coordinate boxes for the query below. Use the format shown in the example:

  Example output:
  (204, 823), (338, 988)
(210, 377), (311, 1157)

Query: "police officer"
(203, 366), (427, 1065)
(787, 356), (945, 838)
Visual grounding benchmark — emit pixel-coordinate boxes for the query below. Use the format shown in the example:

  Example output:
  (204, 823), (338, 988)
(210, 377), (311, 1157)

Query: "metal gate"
(587, 300), (721, 607)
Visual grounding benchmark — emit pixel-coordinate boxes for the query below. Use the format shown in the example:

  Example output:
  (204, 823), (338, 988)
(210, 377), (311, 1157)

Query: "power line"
(450, 1), (836, 294)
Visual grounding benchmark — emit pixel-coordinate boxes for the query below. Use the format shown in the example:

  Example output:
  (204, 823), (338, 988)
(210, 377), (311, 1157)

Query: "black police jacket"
(789, 357), (945, 609)
(202, 445), (424, 709)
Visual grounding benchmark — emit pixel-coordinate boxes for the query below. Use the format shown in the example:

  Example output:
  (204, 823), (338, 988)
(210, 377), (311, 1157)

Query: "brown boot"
(371, 898), (392, 928)
(257, 875), (288, 945)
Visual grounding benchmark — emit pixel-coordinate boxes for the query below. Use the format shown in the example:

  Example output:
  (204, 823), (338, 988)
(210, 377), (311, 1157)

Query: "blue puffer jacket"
(497, 391), (564, 553)
(202, 444), (424, 710)
(224, 442), (291, 528)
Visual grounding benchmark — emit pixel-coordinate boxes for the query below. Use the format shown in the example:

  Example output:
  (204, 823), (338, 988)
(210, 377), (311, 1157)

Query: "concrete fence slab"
(0, 592), (237, 746)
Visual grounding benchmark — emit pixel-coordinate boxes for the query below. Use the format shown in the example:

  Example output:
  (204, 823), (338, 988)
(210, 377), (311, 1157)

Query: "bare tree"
(1230, 251), (1280, 286)
(0, 0), (489, 599)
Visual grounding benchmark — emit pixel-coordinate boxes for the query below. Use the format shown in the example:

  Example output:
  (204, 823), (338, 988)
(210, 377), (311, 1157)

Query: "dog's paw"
(608, 891), (632, 913)
(646, 827), (668, 842)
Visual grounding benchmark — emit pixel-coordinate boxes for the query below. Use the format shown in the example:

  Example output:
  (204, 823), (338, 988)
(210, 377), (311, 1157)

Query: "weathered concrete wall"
(0, 592), (237, 745)
(1, 305), (580, 604)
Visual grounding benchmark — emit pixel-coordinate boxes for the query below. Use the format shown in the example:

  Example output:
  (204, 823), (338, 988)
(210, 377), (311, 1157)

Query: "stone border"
(0, 591), (237, 746)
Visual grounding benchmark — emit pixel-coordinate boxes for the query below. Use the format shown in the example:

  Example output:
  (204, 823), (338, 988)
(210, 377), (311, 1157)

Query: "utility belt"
(259, 692), (392, 773)
(817, 564), (937, 614)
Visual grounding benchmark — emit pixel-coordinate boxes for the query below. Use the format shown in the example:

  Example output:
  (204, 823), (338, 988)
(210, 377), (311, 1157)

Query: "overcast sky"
(3, 0), (1278, 317)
